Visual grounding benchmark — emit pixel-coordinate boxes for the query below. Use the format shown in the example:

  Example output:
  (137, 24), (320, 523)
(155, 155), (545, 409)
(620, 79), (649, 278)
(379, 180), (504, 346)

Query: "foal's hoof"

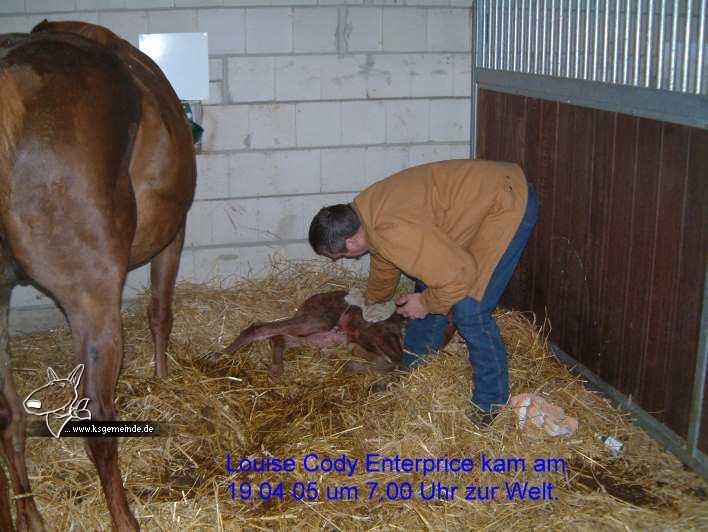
(369, 381), (389, 393)
(195, 351), (230, 377)
(201, 351), (222, 364)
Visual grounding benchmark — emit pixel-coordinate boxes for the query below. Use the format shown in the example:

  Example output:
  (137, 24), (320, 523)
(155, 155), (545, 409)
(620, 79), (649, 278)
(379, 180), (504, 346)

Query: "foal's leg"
(221, 315), (334, 356)
(346, 344), (399, 373)
(268, 336), (286, 377)
(0, 276), (44, 531)
(64, 277), (139, 532)
(147, 222), (185, 378)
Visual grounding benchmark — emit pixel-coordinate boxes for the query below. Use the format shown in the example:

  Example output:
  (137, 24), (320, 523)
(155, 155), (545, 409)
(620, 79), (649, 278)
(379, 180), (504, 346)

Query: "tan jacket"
(352, 159), (529, 314)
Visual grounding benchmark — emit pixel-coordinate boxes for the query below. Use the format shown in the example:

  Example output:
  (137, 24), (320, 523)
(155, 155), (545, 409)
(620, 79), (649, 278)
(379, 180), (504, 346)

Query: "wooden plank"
(638, 122), (687, 426)
(584, 109), (616, 375)
(547, 102), (576, 353)
(484, 90), (504, 161)
(476, 90), (490, 157)
(523, 96), (542, 313)
(510, 95), (534, 311)
(475, 91), (707, 447)
(618, 118), (663, 399)
(501, 92), (531, 310)
(663, 126), (708, 439)
(528, 99), (558, 330)
(562, 104), (595, 364)
(598, 114), (637, 392)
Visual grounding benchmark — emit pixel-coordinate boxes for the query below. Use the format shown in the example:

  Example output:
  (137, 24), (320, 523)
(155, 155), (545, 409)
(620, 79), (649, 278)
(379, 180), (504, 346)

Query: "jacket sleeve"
(364, 253), (402, 304)
(376, 222), (479, 314)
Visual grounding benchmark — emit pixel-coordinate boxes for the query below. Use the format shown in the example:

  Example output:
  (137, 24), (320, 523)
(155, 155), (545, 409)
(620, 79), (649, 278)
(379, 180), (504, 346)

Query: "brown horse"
(0, 21), (196, 531)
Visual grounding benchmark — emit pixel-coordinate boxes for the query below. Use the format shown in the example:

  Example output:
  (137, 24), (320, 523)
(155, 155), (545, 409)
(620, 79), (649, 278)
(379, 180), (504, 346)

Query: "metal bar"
(481, 0), (486, 68)
(470, 0), (479, 158)
(490, 2), (499, 68)
(503, 0), (509, 71)
(682, 0), (693, 92)
(646, 0), (655, 87)
(495, 0), (501, 70)
(688, 265), (708, 458)
(634, 0), (643, 85)
(475, 68), (708, 129)
(558, 0), (564, 77)
(498, 0), (504, 70)
(699, 0), (707, 93)
(603, 0), (610, 82)
(489, 0), (493, 69)
(669, 0), (679, 90)
(548, 342), (708, 481)
(527, 0), (533, 72)
(593, 0), (600, 80)
(584, 0), (591, 77)
(500, 0), (506, 70)
(535, 0), (541, 73)
(551, 0), (557, 76)
(623, 0), (632, 83)
(575, 0), (582, 77)
(658, 0), (667, 89)
(519, 0), (526, 72)
(614, 0), (621, 82)
(566, 0), (573, 77)
(489, 0), (494, 69)
(477, 0), (483, 67)
(507, 0), (513, 70)
(542, 0), (548, 74)
(489, 0), (493, 68)
(482, 0), (486, 68)
(500, 0), (505, 70)
(487, 0), (492, 68)
(513, 0), (519, 72)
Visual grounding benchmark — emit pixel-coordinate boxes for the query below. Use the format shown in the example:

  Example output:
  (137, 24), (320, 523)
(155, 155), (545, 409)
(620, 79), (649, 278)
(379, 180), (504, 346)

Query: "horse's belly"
(128, 195), (189, 266)
(127, 100), (196, 267)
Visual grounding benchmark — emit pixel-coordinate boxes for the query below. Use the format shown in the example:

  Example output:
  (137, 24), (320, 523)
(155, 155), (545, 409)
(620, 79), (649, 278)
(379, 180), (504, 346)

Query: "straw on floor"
(8, 258), (707, 531)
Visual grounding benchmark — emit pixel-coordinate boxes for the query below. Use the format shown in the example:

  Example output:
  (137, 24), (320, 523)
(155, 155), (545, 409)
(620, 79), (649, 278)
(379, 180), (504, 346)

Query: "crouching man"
(308, 159), (538, 426)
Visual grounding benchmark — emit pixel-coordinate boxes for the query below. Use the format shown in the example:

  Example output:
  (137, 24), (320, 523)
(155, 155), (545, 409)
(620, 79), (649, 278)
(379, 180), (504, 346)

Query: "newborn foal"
(210, 291), (410, 376)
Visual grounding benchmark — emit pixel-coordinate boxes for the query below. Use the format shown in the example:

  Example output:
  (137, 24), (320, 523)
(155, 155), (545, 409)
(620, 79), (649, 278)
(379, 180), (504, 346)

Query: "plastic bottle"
(597, 434), (624, 456)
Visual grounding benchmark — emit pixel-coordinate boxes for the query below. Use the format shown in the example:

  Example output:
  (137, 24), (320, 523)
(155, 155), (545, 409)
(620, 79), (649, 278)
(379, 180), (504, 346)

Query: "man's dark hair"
(308, 204), (361, 255)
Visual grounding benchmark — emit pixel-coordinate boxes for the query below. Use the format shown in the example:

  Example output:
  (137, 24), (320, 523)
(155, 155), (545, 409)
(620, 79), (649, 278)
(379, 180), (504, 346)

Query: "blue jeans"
(402, 184), (539, 414)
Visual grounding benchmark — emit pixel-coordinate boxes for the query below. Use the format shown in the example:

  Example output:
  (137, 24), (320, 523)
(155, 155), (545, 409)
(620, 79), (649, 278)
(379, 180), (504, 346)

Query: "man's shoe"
(466, 409), (497, 427)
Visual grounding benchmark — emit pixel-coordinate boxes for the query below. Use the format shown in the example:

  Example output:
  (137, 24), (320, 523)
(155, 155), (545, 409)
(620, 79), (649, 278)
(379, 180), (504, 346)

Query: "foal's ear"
(47, 367), (59, 382)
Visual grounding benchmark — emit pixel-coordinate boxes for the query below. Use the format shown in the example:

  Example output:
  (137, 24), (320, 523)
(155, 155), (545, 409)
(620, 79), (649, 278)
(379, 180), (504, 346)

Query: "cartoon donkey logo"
(23, 364), (91, 438)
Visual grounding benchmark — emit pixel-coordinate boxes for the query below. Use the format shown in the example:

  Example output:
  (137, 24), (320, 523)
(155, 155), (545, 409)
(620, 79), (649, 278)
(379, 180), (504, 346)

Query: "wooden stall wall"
(476, 89), (708, 451)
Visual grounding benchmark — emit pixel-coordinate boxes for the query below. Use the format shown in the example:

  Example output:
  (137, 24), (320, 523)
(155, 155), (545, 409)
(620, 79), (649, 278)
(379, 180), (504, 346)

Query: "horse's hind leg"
(0, 275), (45, 531)
(147, 222), (185, 378)
(63, 279), (139, 532)
(10, 221), (139, 529)
(0, 445), (11, 531)
(0, 416), (12, 531)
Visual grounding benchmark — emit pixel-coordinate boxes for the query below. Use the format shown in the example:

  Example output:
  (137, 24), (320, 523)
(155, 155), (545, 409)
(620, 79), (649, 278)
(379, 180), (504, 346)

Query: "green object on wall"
(181, 102), (204, 144)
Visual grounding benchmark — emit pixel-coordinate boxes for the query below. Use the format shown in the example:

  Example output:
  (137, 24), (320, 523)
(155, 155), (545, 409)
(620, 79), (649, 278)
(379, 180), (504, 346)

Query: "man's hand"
(395, 293), (428, 319)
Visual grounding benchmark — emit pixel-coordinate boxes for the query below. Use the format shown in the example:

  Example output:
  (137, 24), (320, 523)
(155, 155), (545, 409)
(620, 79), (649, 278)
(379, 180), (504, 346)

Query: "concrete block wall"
(0, 0), (472, 332)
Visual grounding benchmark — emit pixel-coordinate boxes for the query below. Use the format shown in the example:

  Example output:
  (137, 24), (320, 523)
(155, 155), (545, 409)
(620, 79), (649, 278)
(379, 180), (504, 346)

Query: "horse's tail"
(0, 68), (25, 179)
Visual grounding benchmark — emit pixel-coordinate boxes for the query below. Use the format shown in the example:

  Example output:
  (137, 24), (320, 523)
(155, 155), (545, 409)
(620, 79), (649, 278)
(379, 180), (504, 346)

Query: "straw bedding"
(7, 258), (707, 531)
